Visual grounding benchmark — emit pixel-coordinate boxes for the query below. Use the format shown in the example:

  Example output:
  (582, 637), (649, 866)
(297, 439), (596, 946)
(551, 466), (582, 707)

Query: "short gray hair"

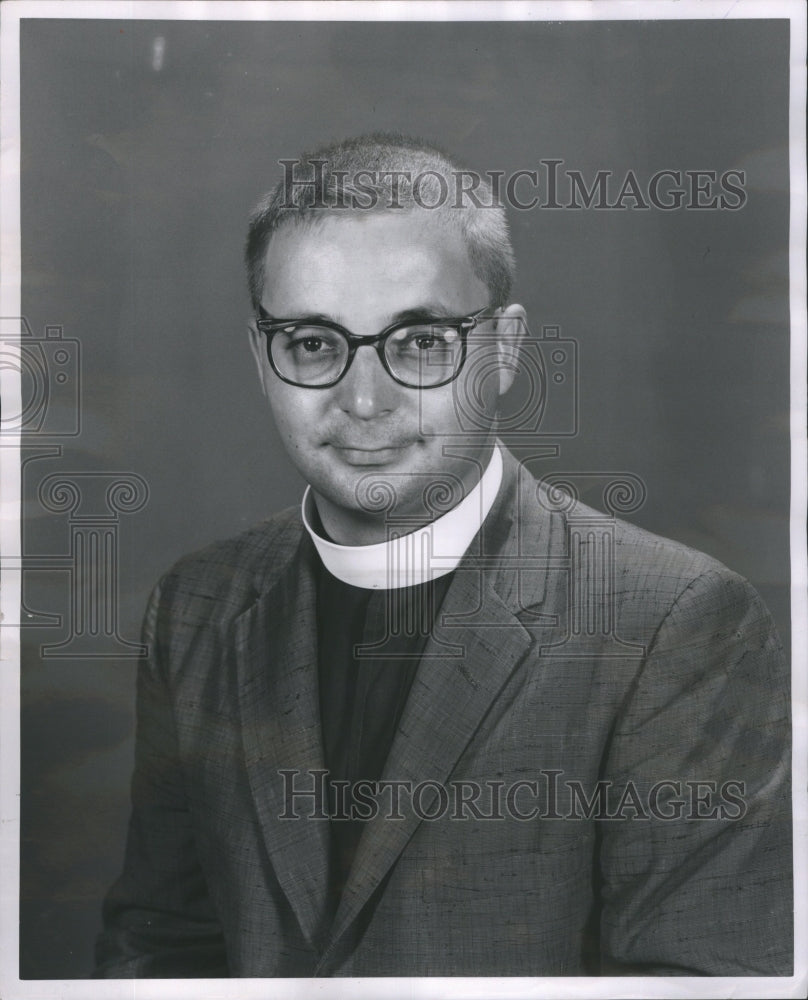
(245, 132), (515, 310)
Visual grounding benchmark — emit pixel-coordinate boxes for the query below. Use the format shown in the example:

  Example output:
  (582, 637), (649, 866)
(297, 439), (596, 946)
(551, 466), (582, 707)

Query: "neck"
(310, 501), (393, 547)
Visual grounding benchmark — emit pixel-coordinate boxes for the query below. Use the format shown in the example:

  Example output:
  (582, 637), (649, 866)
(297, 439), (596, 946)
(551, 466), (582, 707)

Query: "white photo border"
(1, 2), (805, 998)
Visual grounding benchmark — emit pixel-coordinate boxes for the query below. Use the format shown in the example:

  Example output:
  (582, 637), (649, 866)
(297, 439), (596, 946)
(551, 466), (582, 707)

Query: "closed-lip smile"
(331, 443), (412, 465)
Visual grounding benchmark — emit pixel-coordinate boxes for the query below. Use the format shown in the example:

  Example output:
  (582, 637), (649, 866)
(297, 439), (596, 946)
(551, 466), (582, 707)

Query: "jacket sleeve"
(94, 580), (229, 978)
(598, 567), (792, 976)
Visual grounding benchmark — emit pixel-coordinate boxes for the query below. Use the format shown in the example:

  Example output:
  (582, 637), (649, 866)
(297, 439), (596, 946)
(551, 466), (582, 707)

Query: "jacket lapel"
(233, 535), (331, 951)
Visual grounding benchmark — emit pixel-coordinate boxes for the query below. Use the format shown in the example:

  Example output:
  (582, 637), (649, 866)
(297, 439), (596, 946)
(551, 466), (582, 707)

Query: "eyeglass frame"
(255, 304), (493, 389)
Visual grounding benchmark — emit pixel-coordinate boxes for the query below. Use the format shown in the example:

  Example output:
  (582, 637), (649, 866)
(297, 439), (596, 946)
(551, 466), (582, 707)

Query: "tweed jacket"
(96, 448), (792, 977)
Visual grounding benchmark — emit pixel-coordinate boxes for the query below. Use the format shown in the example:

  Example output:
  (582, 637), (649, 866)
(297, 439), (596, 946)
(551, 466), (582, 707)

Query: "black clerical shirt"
(315, 562), (454, 913)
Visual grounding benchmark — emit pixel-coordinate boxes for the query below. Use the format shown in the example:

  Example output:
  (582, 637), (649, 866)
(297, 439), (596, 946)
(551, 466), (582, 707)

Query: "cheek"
(265, 387), (318, 443)
(438, 367), (500, 434)
(415, 389), (464, 438)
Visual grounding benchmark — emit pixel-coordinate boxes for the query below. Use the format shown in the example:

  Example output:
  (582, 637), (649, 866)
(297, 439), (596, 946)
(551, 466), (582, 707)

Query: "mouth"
(330, 443), (413, 466)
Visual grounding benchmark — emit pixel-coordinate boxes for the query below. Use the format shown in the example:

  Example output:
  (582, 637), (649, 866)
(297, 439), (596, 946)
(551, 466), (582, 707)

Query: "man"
(96, 134), (792, 978)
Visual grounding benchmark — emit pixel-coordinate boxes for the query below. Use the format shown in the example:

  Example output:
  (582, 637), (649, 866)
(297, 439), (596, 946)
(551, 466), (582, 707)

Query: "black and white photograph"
(1, 1), (805, 997)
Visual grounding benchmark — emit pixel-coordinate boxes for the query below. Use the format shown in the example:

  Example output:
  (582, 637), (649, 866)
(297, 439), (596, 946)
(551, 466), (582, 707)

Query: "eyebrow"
(388, 304), (461, 324)
(259, 302), (465, 327)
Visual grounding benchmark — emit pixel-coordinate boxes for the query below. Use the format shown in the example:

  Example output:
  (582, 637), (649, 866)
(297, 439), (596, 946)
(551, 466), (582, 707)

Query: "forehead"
(260, 211), (485, 319)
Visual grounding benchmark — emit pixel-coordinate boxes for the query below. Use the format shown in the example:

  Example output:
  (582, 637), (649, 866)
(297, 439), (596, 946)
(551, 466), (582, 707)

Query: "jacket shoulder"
(524, 467), (754, 624)
(153, 506), (303, 625)
(522, 461), (730, 585)
(609, 511), (728, 582)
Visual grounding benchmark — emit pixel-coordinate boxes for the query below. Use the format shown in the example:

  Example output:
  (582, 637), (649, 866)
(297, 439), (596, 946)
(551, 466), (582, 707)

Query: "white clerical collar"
(301, 445), (503, 590)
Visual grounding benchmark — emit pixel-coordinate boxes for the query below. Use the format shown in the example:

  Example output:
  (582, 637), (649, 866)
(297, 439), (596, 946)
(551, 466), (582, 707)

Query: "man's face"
(249, 211), (523, 544)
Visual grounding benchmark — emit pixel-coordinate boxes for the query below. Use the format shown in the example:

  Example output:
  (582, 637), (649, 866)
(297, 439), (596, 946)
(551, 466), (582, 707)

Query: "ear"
(247, 319), (270, 398)
(494, 303), (527, 396)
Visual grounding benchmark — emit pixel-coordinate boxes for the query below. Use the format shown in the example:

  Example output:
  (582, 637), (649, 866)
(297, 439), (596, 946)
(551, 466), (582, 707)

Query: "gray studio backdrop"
(18, 17), (790, 978)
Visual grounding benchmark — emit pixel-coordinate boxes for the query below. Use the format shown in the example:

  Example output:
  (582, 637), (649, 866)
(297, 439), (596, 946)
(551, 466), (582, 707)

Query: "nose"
(334, 343), (399, 419)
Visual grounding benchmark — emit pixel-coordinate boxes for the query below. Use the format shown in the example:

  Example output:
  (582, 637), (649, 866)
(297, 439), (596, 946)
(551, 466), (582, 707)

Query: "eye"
(393, 326), (459, 351)
(296, 336), (325, 353)
(283, 326), (343, 355)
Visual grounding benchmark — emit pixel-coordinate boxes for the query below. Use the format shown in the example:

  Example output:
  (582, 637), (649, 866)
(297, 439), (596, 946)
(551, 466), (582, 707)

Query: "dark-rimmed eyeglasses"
(255, 305), (491, 389)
